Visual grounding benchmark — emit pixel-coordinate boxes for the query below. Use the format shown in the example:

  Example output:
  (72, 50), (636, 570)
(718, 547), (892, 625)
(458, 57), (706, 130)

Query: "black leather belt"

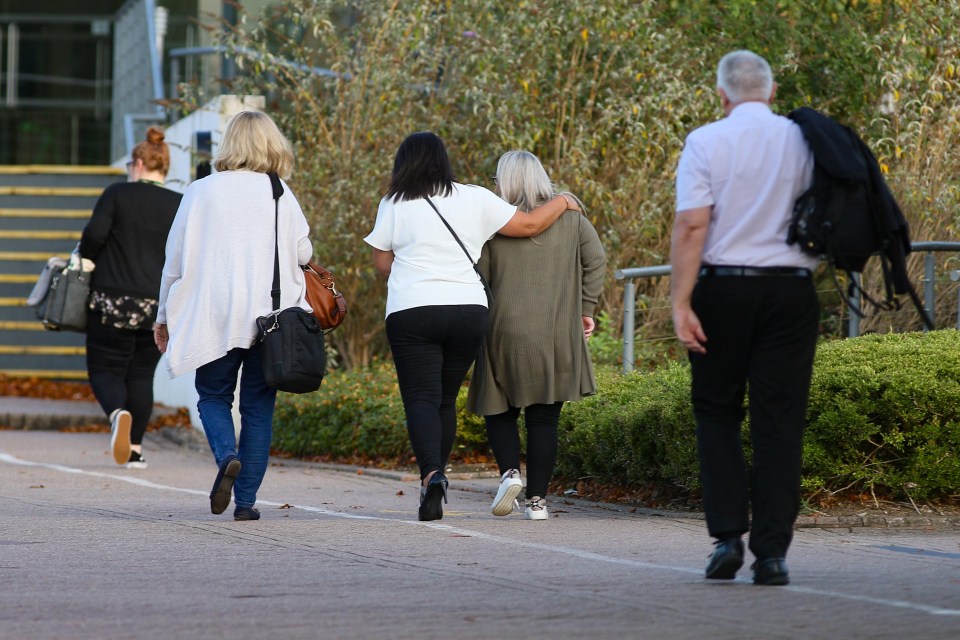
(699, 265), (812, 278)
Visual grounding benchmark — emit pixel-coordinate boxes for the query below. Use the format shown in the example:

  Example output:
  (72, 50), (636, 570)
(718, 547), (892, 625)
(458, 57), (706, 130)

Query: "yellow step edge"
(0, 369), (88, 380)
(0, 297), (27, 306)
(0, 165), (124, 176)
(0, 208), (89, 219)
(0, 186), (103, 196)
(0, 230), (81, 240)
(0, 274), (39, 283)
(0, 345), (85, 355)
(0, 251), (63, 261)
(0, 321), (43, 330)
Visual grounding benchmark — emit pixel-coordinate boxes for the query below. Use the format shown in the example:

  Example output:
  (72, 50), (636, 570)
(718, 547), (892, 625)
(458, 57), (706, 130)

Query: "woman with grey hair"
(467, 150), (606, 520)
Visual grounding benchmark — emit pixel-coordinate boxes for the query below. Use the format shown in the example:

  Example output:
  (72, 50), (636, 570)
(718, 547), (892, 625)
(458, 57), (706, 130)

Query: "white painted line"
(3, 451), (958, 616)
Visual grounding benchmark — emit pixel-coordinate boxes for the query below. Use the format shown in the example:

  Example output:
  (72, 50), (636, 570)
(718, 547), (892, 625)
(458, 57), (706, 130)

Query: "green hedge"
(273, 331), (960, 500)
(272, 360), (487, 463)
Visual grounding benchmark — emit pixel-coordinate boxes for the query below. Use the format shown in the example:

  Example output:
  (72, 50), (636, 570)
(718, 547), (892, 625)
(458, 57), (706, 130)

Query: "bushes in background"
(274, 331), (960, 501)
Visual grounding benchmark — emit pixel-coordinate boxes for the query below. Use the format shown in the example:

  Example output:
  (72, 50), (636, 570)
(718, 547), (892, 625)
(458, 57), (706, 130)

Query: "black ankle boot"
(418, 472), (448, 521)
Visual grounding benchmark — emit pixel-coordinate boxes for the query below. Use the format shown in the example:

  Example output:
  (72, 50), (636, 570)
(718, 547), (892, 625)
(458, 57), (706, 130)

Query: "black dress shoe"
(210, 454), (241, 515)
(752, 558), (790, 586)
(234, 506), (260, 521)
(705, 537), (744, 580)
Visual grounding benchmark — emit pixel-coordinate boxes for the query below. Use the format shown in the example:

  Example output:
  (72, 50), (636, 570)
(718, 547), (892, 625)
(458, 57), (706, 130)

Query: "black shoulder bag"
(424, 196), (492, 306)
(255, 173), (326, 393)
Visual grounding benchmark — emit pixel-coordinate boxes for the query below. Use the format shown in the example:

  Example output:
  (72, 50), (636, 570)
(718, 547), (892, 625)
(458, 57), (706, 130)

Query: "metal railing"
(614, 242), (960, 374)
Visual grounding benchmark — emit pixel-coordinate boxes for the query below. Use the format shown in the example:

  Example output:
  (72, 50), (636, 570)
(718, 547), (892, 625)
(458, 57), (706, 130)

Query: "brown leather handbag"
(302, 261), (347, 331)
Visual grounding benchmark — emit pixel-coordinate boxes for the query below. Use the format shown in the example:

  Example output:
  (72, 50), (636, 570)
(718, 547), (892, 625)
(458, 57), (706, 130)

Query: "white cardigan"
(157, 170), (313, 378)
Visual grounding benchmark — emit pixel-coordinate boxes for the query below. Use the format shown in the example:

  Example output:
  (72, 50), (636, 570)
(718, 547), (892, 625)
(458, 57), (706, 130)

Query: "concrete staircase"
(0, 166), (124, 380)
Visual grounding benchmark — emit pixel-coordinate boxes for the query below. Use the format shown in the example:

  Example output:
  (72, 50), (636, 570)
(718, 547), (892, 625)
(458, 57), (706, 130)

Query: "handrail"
(615, 242), (960, 374)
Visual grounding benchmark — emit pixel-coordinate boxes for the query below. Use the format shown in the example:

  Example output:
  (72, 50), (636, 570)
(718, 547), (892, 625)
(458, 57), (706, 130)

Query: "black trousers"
(85, 313), (162, 445)
(485, 402), (564, 500)
(689, 274), (819, 561)
(386, 305), (488, 480)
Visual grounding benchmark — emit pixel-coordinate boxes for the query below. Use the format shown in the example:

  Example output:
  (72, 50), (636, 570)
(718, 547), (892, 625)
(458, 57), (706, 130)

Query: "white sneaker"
(525, 496), (548, 520)
(109, 409), (132, 465)
(491, 469), (523, 516)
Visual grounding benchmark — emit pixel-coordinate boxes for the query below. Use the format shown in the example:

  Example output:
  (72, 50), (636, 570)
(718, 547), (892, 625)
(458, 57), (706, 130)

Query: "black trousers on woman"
(485, 402), (564, 500)
(689, 273), (819, 562)
(386, 304), (488, 480)
(85, 313), (162, 445)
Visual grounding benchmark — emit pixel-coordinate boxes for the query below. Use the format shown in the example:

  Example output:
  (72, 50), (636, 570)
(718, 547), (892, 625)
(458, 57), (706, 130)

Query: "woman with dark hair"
(364, 131), (580, 521)
(80, 125), (182, 468)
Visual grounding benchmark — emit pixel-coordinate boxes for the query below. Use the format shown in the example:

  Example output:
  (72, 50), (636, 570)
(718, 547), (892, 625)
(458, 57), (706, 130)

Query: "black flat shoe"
(234, 506), (260, 521)
(752, 557), (790, 586)
(210, 454), (241, 515)
(418, 472), (448, 521)
(705, 538), (744, 580)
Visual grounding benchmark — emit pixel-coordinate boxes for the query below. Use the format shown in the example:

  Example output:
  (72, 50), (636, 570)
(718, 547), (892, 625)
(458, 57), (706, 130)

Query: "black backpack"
(786, 107), (932, 329)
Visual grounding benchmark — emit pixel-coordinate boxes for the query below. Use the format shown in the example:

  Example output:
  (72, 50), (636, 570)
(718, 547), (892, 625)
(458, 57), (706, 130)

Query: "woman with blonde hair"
(467, 150), (605, 520)
(80, 125), (182, 469)
(154, 110), (313, 520)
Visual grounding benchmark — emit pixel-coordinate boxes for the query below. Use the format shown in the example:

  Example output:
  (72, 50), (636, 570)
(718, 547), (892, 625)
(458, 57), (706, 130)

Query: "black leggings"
(386, 305), (488, 480)
(85, 313), (162, 445)
(485, 402), (563, 499)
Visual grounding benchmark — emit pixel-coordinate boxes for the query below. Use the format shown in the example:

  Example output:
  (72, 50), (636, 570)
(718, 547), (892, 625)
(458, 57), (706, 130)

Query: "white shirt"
(364, 183), (516, 317)
(676, 102), (817, 270)
(157, 171), (313, 377)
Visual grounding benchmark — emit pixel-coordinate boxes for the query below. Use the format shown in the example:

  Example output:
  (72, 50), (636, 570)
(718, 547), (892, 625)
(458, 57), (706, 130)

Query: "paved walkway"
(2, 428), (959, 640)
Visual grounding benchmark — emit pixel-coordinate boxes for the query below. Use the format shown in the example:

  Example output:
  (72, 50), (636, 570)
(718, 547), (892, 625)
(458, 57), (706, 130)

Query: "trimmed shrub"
(803, 330), (960, 500)
(273, 331), (960, 501)
(272, 360), (488, 463)
(558, 331), (960, 502)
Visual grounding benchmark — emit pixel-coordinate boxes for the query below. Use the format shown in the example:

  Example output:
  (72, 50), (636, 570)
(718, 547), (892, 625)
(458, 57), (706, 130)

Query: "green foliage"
(272, 360), (488, 461)
(556, 363), (699, 490)
(558, 330), (960, 501)
(207, 0), (960, 367)
(803, 330), (960, 500)
(272, 331), (960, 501)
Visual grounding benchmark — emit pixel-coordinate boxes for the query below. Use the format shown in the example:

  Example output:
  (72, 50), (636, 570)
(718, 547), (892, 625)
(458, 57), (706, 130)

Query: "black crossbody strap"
(423, 197), (492, 307)
(424, 196), (492, 304)
(424, 196), (476, 264)
(268, 173), (285, 311)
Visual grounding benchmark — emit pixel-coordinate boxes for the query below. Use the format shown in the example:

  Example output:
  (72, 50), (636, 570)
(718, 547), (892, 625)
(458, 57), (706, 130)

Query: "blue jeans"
(194, 346), (277, 509)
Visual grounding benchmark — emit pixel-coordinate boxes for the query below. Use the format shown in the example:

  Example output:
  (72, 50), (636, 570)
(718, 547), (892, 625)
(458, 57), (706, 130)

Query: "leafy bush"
(556, 330), (960, 502)
(273, 331), (960, 500)
(203, 0), (960, 368)
(272, 360), (488, 463)
(803, 330), (960, 500)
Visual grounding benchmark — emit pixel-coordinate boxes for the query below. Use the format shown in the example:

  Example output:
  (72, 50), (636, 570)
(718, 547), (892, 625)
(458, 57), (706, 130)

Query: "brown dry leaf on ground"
(58, 407), (193, 434)
(0, 374), (95, 401)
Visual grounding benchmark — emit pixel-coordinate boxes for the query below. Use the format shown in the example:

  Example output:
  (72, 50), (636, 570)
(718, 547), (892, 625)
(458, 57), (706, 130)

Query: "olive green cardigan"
(466, 210), (606, 416)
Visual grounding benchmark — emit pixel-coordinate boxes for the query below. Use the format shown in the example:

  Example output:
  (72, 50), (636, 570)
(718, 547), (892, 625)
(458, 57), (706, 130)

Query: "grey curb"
(157, 429), (960, 530)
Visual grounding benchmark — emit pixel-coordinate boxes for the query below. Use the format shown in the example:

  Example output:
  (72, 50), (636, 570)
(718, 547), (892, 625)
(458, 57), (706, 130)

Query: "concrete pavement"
(2, 428), (959, 640)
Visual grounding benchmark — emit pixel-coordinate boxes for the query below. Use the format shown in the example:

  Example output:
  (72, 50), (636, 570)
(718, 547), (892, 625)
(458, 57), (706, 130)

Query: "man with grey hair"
(670, 50), (818, 586)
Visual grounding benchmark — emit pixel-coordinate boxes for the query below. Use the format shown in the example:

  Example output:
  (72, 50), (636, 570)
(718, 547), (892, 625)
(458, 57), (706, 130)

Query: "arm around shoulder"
(497, 194), (579, 237)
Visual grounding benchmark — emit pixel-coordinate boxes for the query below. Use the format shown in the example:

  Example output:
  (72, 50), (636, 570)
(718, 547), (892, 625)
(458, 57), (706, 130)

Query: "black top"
(79, 181), (182, 298)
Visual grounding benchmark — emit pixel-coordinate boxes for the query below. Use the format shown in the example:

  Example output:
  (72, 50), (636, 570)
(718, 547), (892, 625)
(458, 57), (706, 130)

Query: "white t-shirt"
(676, 101), (818, 270)
(364, 183), (516, 317)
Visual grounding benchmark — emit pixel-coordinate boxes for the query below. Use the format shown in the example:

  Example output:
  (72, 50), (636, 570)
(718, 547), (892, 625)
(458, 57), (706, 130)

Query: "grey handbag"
(37, 260), (90, 332)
